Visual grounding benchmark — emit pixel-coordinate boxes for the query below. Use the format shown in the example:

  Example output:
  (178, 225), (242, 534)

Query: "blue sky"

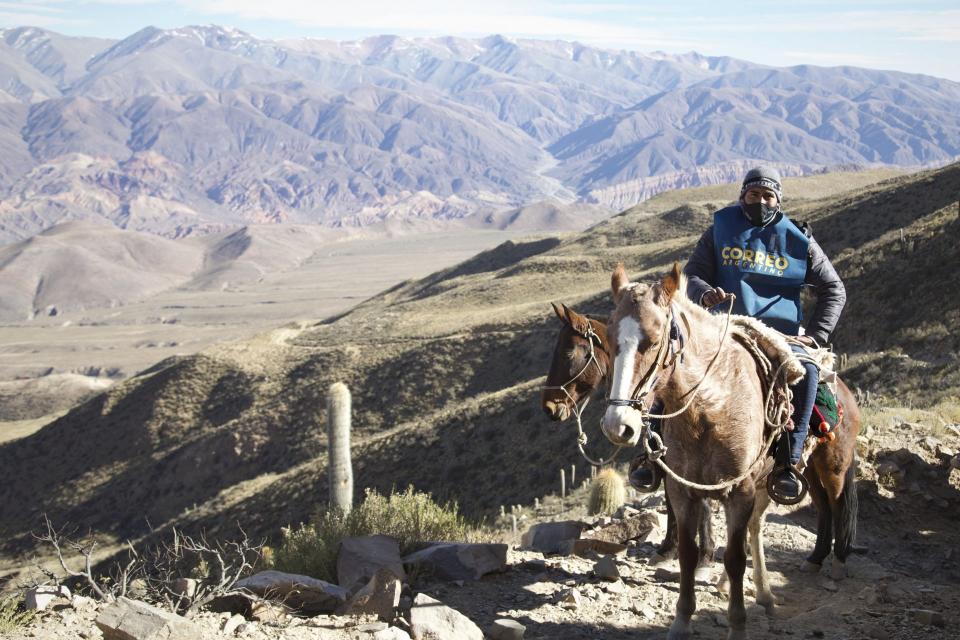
(3, 1), (959, 81)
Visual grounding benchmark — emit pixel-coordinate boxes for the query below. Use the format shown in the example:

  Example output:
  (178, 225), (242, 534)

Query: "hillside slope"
(1, 163), (957, 572)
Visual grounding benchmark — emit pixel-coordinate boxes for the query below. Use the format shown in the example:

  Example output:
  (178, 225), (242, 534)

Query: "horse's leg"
(748, 489), (775, 612)
(667, 489), (702, 640)
(655, 487), (679, 562)
(723, 488), (755, 640)
(696, 498), (715, 568)
(827, 457), (858, 580)
(802, 461), (832, 571)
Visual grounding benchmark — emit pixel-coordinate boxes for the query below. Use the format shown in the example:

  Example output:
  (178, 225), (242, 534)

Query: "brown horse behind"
(600, 263), (860, 640)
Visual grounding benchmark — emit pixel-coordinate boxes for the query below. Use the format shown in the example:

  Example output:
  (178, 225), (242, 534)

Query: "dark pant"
(787, 343), (819, 465)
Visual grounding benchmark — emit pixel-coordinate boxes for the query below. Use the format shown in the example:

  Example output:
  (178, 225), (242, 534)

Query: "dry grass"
(271, 487), (470, 582)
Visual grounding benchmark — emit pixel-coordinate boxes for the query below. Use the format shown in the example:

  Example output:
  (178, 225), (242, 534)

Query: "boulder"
(96, 597), (202, 640)
(403, 543), (507, 581)
(338, 535), (406, 592)
(336, 567), (402, 620)
(409, 593), (483, 640)
(520, 521), (586, 554)
(24, 585), (71, 610)
(234, 570), (348, 614)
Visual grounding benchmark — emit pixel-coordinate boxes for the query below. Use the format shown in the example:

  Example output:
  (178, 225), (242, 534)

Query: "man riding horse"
(631, 166), (846, 499)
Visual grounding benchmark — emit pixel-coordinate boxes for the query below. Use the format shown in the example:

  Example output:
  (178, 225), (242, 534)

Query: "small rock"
(96, 597), (202, 640)
(908, 608), (945, 627)
(409, 593), (483, 640)
(488, 618), (526, 640)
(25, 585), (71, 611)
(559, 538), (628, 557)
(170, 577), (198, 601)
(820, 579), (839, 592)
(630, 603), (657, 619)
(876, 460), (901, 476)
(358, 622), (389, 632)
(603, 581), (624, 594)
(593, 556), (620, 581)
(336, 567), (402, 620)
(373, 627), (411, 640)
(403, 543), (507, 581)
(950, 455), (960, 470)
(558, 588), (582, 610)
(714, 613), (728, 628)
(339, 536), (406, 593)
(223, 613), (246, 636)
(521, 521), (586, 554)
(863, 624), (890, 640)
(235, 570), (349, 614)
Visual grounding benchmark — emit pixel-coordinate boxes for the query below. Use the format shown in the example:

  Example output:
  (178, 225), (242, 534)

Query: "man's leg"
(628, 400), (663, 490)
(774, 344), (819, 497)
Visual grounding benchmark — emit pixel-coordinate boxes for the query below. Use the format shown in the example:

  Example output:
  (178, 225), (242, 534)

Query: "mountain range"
(1, 25), (959, 242)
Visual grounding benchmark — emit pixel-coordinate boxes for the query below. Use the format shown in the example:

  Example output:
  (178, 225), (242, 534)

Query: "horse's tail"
(833, 456), (858, 561)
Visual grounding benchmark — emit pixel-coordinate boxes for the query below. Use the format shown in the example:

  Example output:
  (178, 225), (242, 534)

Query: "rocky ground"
(4, 410), (958, 640)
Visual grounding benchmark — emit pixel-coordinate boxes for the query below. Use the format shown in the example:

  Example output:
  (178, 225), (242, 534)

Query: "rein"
(608, 295), (789, 492)
(541, 324), (622, 467)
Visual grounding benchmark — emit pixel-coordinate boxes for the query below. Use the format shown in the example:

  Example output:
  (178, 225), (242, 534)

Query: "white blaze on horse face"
(602, 315), (645, 446)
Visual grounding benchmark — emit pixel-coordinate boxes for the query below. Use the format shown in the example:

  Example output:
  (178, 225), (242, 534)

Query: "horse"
(541, 301), (716, 571)
(600, 262), (860, 640)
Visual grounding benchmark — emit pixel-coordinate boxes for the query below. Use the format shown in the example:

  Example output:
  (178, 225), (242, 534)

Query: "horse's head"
(541, 302), (608, 421)
(601, 262), (684, 446)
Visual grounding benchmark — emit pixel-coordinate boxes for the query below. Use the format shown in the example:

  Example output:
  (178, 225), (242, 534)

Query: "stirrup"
(766, 465), (809, 506)
(628, 456), (663, 494)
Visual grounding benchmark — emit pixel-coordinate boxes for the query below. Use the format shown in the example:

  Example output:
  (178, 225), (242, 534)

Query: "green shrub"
(272, 487), (470, 582)
(0, 594), (36, 634)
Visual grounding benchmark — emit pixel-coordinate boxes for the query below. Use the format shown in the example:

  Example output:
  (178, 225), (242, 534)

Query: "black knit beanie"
(740, 166), (782, 202)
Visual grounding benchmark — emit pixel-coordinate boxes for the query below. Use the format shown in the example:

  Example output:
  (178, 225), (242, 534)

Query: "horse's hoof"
(799, 560), (821, 574)
(757, 594), (777, 616)
(726, 630), (747, 640)
(830, 559), (847, 580)
(667, 622), (692, 640)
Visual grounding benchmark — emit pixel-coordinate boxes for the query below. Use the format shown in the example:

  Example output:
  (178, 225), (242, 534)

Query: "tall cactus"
(327, 382), (353, 513)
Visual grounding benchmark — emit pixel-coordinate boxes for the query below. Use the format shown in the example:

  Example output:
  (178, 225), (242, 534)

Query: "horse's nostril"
(621, 425), (634, 442)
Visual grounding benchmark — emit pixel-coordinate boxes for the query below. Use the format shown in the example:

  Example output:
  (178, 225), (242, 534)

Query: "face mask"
(742, 201), (779, 226)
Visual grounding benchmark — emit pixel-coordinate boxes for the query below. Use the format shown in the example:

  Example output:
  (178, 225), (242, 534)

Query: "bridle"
(541, 321), (614, 467)
(606, 303), (689, 415)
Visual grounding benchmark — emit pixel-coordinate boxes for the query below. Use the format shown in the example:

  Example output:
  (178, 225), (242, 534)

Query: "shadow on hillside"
(0, 357), (269, 557)
(831, 214), (960, 402)
(815, 163), (959, 256)
(404, 238), (562, 301)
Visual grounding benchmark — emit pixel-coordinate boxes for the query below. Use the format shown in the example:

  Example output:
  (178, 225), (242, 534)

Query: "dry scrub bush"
(272, 487), (469, 582)
(0, 594), (36, 633)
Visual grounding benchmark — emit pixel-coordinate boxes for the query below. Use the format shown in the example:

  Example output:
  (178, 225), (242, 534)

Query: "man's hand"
(701, 287), (731, 308)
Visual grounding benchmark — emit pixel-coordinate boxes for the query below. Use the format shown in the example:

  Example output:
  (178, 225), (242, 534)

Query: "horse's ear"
(551, 301), (569, 325)
(660, 261), (683, 304)
(564, 305), (591, 335)
(611, 263), (629, 304)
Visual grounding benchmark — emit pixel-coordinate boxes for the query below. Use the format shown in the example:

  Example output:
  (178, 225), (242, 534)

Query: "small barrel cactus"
(588, 468), (626, 516)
